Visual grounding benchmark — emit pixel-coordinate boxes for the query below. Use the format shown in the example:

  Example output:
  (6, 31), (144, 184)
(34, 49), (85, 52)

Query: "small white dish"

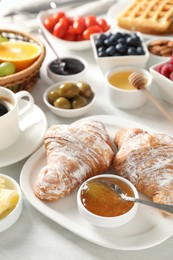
(150, 60), (173, 106)
(0, 100), (47, 167)
(90, 31), (149, 73)
(0, 173), (23, 232)
(146, 37), (173, 67)
(43, 81), (96, 118)
(47, 56), (88, 83)
(105, 66), (152, 110)
(77, 174), (139, 228)
(38, 10), (91, 51)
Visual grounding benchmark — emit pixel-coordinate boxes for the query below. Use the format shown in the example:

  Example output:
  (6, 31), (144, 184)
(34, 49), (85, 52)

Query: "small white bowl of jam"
(77, 174), (139, 228)
(104, 66), (152, 110)
(0, 173), (23, 232)
(47, 56), (88, 83)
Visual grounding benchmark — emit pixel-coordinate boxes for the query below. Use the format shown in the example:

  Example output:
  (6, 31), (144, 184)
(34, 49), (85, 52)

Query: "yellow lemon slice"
(0, 41), (42, 72)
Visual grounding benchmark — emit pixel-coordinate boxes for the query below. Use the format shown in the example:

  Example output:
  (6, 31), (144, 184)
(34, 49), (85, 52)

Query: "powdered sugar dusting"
(114, 128), (173, 205)
(34, 120), (114, 201)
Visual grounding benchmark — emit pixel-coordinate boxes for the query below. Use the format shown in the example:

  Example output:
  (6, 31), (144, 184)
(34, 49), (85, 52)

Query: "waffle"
(117, 0), (173, 35)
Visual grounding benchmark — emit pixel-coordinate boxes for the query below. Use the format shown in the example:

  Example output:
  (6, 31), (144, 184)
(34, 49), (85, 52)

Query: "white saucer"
(0, 100), (47, 167)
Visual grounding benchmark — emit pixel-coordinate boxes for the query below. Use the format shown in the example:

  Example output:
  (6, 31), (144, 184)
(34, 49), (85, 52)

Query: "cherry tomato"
(76, 33), (84, 41)
(85, 16), (98, 27)
(43, 17), (56, 32)
(52, 11), (65, 23)
(63, 26), (77, 41)
(53, 17), (69, 39)
(72, 16), (86, 34)
(83, 25), (103, 40)
(96, 18), (110, 32)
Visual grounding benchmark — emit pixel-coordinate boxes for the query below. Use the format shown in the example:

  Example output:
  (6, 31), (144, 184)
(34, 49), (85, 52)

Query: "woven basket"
(0, 29), (46, 92)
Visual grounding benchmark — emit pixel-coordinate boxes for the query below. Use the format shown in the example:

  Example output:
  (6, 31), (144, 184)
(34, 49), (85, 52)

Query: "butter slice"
(0, 189), (19, 215)
(0, 178), (5, 189)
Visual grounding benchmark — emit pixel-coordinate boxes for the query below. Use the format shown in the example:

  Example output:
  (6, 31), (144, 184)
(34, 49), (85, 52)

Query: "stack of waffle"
(117, 0), (173, 35)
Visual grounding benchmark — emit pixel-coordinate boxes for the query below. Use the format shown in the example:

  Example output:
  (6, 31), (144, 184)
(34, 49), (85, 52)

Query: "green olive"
(59, 83), (79, 99)
(54, 97), (71, 109)
(48, 89), (61, 104)
(72, 96), (88, 109)
(76, 81), (94, 98)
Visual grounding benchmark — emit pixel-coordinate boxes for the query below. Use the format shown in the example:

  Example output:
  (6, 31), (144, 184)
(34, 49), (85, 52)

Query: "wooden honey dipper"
(128, 72), (173, 124)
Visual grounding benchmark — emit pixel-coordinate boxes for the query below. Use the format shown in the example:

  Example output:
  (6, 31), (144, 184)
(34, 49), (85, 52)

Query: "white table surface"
(1, 6), (173, 260)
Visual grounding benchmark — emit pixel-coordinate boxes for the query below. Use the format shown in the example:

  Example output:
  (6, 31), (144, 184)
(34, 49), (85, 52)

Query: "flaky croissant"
(34, 119), (114, 201)
(113, 128), (173, 205)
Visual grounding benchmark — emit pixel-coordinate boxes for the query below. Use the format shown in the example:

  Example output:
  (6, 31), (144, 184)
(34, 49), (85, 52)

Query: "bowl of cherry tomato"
(38, 9), (110, 51)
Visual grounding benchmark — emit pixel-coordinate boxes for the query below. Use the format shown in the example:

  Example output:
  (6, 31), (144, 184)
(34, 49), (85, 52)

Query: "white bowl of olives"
(43, 80), (95, 118)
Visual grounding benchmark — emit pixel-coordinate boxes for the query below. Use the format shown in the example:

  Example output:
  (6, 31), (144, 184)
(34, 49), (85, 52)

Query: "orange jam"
(108, 71), (147, 90)
(80, 177), (134, 217)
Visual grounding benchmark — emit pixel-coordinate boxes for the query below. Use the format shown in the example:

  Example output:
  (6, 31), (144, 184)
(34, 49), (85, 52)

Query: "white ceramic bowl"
(47, 56), (88, 83)
(90, 31), (149, 73)
(0, 173), (23, 232)
(77, 174), (139, 228)
(105, 66), (152, 110)
(43, 81), (96, 118)
(38, 10), (91, 51)
(146, 37), (173, 67)
(38, 9), (112, 51)
(150, 60), (173, 106)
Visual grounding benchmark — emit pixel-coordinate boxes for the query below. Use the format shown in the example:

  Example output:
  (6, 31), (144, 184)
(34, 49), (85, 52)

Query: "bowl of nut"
(43, 80), (95, 118)
(150, 57), (173, 106)
(146, 37), (173, 67)
(90, 31), (149, 73)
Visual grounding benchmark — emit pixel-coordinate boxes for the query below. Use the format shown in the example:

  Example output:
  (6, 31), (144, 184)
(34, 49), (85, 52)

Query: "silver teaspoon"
(38, 28), (67, 73)
(99, 180), (173, 215)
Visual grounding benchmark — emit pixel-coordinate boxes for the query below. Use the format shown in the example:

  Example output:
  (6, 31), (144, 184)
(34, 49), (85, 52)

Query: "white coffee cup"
(0, 87), (34, 150)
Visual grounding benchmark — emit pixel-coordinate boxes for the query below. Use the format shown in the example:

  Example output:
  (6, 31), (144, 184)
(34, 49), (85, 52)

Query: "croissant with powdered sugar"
(34, 119), (114, 201)
(113, 128), (173, 205)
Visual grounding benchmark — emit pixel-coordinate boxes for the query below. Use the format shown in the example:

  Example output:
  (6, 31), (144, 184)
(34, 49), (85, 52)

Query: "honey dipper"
(128, 72), (173, 124)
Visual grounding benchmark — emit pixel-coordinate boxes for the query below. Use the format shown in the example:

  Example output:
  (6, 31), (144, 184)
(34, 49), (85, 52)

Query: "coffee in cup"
(0, 87), (34, 150)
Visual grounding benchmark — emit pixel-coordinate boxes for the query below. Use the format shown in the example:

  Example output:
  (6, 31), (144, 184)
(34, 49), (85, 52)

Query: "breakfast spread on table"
(117, 0), (173, 35)
(1, 0), (173, 249)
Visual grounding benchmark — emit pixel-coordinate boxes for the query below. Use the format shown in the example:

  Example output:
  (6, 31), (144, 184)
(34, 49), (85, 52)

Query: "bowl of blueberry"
(90, 31), (149, 73)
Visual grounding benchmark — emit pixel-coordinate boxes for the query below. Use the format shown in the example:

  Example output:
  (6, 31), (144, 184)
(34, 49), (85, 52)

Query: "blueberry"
(98, 51), (107, 57)
(127, 47), (137, 55)
(117, 38), (126, 44)
(106, 46), (116, 56)
(98, 34), (107, 42)
(131, 33), (141, 42)
(98, 46), (106, 53)
(95, 39), (104, 49)
(136, 46), (145, 55)
(104, 38), (112, 46)
(115, 43), (127, 54)
(123, 33), (131, 38)
(126, 37), (139, 47)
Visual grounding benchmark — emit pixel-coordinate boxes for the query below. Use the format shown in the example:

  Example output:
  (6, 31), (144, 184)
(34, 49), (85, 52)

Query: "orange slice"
(0, 41), (42, 72)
